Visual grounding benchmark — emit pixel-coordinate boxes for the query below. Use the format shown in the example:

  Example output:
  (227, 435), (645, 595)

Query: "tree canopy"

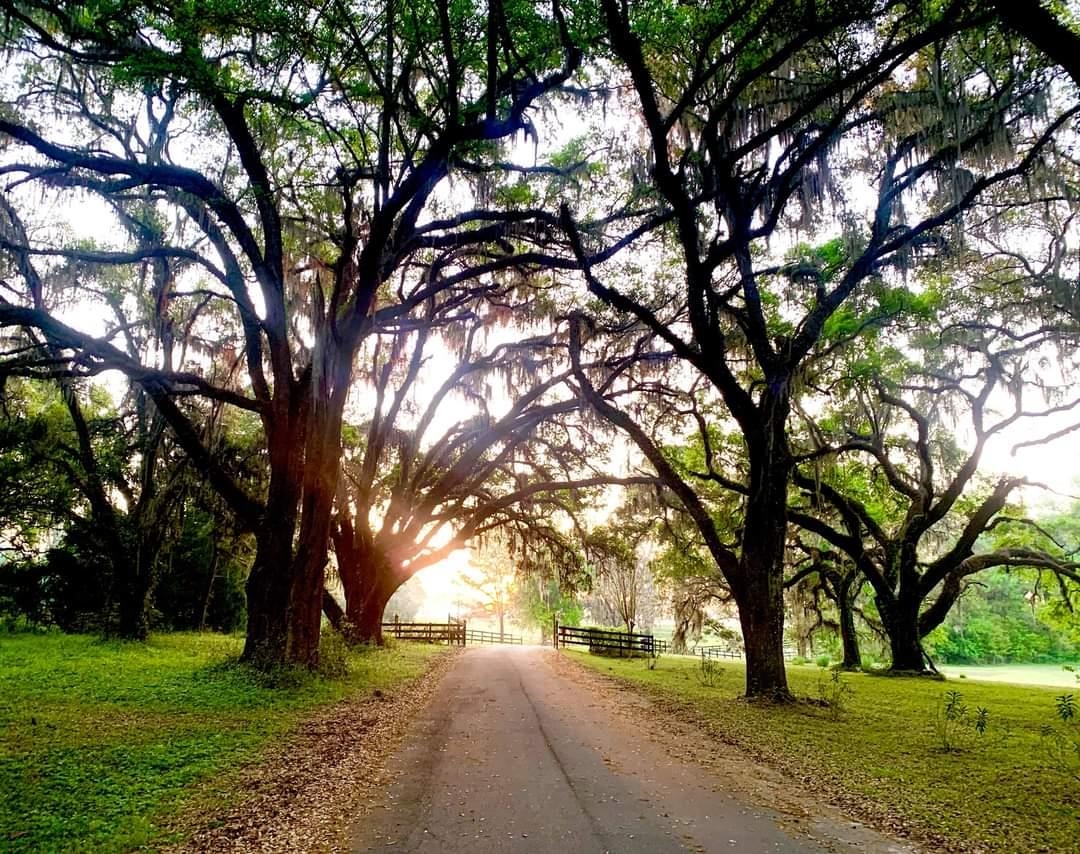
(2, 0), (1080, 696)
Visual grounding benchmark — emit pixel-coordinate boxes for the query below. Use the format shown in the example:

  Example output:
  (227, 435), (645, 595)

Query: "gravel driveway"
(350, 647), (915, 854)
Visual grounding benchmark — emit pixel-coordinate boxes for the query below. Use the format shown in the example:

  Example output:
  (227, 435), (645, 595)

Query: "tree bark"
(348, 568), (395, 645)
(878, 593), (928, 672)
(114, 540), (156, 641)
(837, 574), (862, 670)
(732, 393), (794, 700)
(736, 567), (791, 699)
(243, 523), (299, 666)
(334, 531), (399, 645)
(322, 589), (346, 631)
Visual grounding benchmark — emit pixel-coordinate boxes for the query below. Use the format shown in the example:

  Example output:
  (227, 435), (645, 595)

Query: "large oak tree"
(564, 0), (1079, 697)
(0, 0), (584, 665)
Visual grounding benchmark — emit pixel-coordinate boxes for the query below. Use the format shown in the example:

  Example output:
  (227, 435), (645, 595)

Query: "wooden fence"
(554, 623), (660, 656)
(381, 621), (523, 646)
(698, 645), (800, 661)
(699, 645), (742, 661)
(465, 628), (523, 645)
(382, 620), (466, 645)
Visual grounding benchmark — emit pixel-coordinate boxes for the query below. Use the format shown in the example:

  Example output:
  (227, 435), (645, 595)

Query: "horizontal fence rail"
(554, 623), (660, 656)
(464, 628), (523, 645)
(699, 646), (742, 661)
(382, 621), (465, 645)
(698, 646), (800, 661)
(381, 621), (523, 646)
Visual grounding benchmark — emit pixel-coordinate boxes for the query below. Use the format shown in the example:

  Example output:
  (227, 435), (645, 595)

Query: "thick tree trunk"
(335, 532), (399, 645)
(670, 619), (689, 654)
(879, 594), (928, 672)
(737, 567), (790, 699)
(838, 598), (861, 670)
(242, 340), (352, 668)
(284, 348), (352, 665)
(287, 529), (332, 667)
(837, 574), (862, 670)
(887, 622), (926, 672)
(242, 406), (304, 666)
(352, 579), (395, 644)
(114, 544), (155, 641)
(734, 401), (793, 701)
(243, 524), (298, 666)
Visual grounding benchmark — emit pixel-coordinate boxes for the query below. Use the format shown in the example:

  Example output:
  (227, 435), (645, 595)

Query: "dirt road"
(349, 647), (914, 854)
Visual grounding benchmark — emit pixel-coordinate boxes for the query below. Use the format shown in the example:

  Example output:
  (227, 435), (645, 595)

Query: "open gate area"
(382, 620), (523, 646)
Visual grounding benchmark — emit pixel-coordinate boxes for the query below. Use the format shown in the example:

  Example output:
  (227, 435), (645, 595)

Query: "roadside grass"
(0, 631), (446, 853)
(569, 652), (1080, 854)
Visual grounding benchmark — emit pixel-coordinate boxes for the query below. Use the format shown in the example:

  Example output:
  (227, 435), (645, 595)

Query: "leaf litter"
(162, 648), (462, 854)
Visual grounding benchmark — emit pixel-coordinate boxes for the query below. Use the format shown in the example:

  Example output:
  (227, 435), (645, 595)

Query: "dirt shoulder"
(164, 647), (462, 854)
(555, 654), (924, 854)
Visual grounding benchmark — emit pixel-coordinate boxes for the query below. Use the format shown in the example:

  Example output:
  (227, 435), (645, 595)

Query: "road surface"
(349, 647), (913, 853)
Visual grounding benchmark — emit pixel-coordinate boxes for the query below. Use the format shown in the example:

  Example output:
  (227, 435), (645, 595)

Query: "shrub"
(816, 666), (853, 719)
(1040, 693), (1080, 782)
(931, 689), (990, 752)
(317, 628), (350, 679)
(699, 656), (722, 687)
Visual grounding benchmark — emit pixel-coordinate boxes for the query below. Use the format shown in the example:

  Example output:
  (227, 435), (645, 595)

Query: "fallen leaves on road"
(164, 648), (462, 854)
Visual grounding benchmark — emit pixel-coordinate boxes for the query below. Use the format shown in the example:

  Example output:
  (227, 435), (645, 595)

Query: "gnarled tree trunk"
(837, 573), (862, 671)
(332, 521), (401, 645)
(877, 591), (929, 672)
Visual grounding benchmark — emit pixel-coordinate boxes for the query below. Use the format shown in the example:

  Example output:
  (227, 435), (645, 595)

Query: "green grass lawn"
(0, 631), (446, 853)
(938, 662), (1080, 688)
(570, 652), (1080, 853)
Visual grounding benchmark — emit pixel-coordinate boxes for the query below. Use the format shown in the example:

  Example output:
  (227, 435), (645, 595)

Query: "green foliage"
(315, 626), (350, 679)
(573, 653), (1077, 853)
(698, 656), (722, 687)
(151, 505), (251, 633)
(931, 690), (991, 752)
(1040, 674), (1080, 782)
(815, 666), (853, 719)
(924, 570), (1079, 664)
(0, 632), (446, 852)
(513, 577), (582, 639)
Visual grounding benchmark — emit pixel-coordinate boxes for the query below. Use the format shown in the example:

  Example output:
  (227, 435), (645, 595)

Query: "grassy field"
(938, 662), (1079, 688)
(0, 632), (446, 853)
(570, 652), (1080, 853)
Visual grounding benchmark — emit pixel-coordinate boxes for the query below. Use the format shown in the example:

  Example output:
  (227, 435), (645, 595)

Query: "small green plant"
(317, 627), (350, 678)
(699, 656), (722, 687)
(816, 666), (853, 719)
(1040, 693), (1080, 782)
(931, 689), (990, 752)
(814, 654), (832, 668)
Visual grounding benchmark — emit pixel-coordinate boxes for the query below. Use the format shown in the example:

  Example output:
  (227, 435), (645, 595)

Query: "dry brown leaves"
(163, 648), (461, 854)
